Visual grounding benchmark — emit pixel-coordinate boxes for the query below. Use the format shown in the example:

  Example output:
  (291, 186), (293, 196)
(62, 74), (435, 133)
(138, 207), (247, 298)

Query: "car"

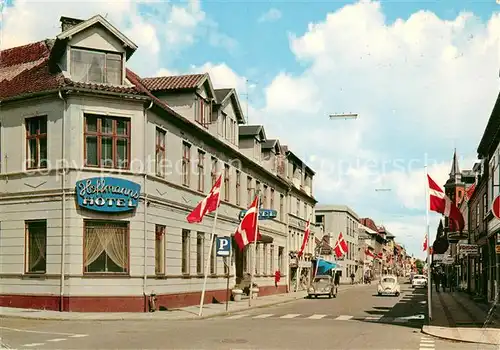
(377, 275), (401, 296)
(411, 274), (427, 288)
(308, 275), (336, 298)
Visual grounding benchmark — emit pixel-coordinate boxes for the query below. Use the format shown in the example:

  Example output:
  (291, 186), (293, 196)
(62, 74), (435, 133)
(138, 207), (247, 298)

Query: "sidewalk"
(0, 283), (367, 322)
(422, 288), (500, 345)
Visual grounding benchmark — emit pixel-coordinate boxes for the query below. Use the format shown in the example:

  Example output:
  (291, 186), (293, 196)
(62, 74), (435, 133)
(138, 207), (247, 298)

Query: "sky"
(1, 0), (499, 259)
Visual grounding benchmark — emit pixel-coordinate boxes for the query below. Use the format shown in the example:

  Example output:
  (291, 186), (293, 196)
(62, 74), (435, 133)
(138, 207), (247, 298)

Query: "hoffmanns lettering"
(78, 179), (139, 209)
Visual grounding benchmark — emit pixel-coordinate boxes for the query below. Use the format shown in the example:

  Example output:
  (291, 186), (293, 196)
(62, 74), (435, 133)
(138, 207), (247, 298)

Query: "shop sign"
(289, 216), (307, 229)
(76, 177), (141, 213)
(239, 208), (277, 220)
(496, 245), (500, 255)
(458, 244), (479, 256)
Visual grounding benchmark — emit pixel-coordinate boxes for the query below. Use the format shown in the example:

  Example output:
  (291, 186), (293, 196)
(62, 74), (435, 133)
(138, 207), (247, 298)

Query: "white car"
(412, 275), (427, 288)
(377, 275), (401, 296)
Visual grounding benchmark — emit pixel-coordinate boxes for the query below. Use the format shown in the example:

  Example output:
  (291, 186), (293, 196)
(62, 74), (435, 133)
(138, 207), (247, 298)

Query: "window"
(83, 221), (129, 274)
(255, 244), (261, 274)
(221, 113), (227, 138)
(236, 170), (241, 205)
(483, 193), (488, 218)
(270, 188), (275, 210)
(304, 203), (307, 219)
(195, 96), (210, 127)
(224, 164), (230, 201)
(25, 116), (47, 169)
(182, 229), (190, 274)
(256, 181), (261, 202)
(70, 48), (122, 85)
(84, 115), (130, 168)
(155, 128), (166, 177)
(182, 142), (191, 186)
(280, 194), (284, 221)
(197, 232), (204, 274)
(25, 220), (47, 273)
(296, 198), (300, 216)
(247, 176), (254, 206)
(278, 246), (284, 272)
(211, 157), (218, 186)
(210, 234), (217, 274)
(155, 225), (166, 275)
(263, 185), (268, 208)
(270, 244), (275, 272)
(197, 150), (205, 192)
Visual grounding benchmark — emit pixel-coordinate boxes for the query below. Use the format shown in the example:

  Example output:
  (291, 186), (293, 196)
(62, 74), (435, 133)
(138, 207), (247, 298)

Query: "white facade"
(0, 15), (317, 312)
(315, 205), (359, 283)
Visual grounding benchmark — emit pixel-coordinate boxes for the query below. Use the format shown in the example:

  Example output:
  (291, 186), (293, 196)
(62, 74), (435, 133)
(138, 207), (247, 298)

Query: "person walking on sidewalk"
(432, 269), (440, 292)
(334, 271), (340, 294)
(350, 272), (355, 284)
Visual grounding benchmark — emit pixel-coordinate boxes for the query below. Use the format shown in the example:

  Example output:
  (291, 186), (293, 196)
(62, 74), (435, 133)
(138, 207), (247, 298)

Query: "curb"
(421, 325), (500, 346)
(0, 284), (367, 322)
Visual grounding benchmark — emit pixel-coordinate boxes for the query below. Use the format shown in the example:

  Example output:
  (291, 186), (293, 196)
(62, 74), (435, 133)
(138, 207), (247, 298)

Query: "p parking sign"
(216, 236), (231, 257)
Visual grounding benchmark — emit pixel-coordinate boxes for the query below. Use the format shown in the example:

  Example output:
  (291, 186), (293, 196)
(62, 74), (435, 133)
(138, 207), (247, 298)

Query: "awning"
(230, 232), (273, 244)
(316, 259), (340, 275)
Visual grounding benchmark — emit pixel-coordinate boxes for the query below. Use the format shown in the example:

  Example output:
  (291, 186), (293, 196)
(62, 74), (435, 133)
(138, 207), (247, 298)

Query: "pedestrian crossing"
(223, 312), (423, 323)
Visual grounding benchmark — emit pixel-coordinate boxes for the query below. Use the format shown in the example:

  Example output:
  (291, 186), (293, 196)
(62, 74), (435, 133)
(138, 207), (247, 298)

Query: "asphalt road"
(0, 281), (497, 349)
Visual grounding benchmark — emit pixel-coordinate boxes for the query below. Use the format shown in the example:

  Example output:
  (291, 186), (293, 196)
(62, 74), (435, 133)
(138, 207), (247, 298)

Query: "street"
(0, 283), (495, 349)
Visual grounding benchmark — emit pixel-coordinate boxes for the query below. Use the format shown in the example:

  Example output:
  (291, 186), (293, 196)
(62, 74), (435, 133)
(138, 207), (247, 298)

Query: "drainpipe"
(143, 100), (154, 311)
(57, 90), (66, 312)
(285, 186), (291, 292)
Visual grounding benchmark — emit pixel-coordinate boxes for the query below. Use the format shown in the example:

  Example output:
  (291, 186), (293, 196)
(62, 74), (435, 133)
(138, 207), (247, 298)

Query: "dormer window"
(70, 48), (123, 85)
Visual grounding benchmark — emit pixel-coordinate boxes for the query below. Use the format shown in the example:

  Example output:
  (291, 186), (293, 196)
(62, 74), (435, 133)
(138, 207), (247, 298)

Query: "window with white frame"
(70, 48), (122, 85)
(155, 225), (166, 275)
(25, 220), (47, 274)
(182, 142), (191, 186)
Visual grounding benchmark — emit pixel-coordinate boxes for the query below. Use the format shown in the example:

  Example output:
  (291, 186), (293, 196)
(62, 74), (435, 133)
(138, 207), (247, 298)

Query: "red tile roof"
(0, 40), (143, 100)
(141, 74), (206, 92)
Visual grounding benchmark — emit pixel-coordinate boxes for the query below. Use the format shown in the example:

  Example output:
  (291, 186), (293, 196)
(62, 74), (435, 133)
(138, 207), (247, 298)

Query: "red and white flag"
(423, 233), (428, 252)
(234, 196), (262, 250)
(186, 174), (222, 223)
(365, 249), (375, 258)
(333, 232), (348, 258)
(297, 220), (310, 258)
(428, 174), (465, 232)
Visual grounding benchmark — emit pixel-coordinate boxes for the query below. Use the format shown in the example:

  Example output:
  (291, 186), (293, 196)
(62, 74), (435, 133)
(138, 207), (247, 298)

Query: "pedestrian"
(334, 271), (340, 294)
(350, 272), (355, 284)
(441, 271), (447, 291)
(433, 270), (440, 292)
(274, 270), (281, 288)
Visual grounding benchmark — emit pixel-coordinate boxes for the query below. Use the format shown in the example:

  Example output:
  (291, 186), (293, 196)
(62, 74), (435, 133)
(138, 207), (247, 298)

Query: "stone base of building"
(0, 285), (287, 312)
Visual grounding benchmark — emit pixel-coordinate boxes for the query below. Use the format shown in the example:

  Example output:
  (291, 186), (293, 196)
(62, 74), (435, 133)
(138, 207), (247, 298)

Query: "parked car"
(411, 274), (427, 288)
(377, 275), (401, 296)
(308, 275), (336, 298)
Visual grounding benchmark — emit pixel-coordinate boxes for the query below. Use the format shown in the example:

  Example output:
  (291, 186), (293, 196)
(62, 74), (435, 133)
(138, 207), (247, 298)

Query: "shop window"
(155, 128), (166, 177)
(25, 220), (47, 273)
(197, 232), (204, 274)
(25, 116), (47, 169)
(182, 229), (190, 274)
(84, 221), (129, 274)
(84, 115), (130, 169)
(210, 234), (217, 275)
(155, 225), (166, 275)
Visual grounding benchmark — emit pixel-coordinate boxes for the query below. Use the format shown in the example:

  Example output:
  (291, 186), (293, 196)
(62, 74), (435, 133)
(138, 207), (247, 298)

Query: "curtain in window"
(84, 224), (127, 269)
(29, 230), (46, 270)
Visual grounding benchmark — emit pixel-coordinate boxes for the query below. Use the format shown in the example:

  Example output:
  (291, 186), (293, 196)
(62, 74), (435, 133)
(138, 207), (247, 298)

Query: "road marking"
(0, 326), (79, 336)
(364, 315), (382, 321)
(335, 315), (353, 320)
(69, 334), (89, 338)
(307, 314), (327, 319)
(280, 314), (300, 319)
(419, 335), (435, 350)
(226, 314), (247, 319)
(253, 314), (273, 319)
(22, 343), (45, 347)
(47, 338), (67, 342)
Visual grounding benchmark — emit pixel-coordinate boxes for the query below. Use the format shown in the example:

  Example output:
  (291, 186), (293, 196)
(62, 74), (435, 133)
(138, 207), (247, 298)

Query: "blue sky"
(1, 0), (499, 258)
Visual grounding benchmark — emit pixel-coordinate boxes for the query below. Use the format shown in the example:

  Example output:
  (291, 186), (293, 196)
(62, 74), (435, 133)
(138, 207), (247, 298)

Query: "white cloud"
(258, 8), (282, 23)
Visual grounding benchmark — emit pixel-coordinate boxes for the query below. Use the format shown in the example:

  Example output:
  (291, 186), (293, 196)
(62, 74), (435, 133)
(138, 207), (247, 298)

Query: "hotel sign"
(76, 177), (141, 213)
(239, 209), (277, 220)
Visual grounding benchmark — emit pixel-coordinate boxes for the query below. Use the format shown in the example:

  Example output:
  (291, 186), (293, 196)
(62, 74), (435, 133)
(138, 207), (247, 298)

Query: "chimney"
(60, 16), (84, 32)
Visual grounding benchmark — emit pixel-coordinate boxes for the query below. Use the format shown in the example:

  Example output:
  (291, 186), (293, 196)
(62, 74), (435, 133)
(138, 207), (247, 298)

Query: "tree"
(415, 259), (424, 274)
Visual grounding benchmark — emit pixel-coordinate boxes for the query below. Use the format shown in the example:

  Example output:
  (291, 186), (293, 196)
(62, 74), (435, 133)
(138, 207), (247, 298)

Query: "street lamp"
(329, 113), (358, 120)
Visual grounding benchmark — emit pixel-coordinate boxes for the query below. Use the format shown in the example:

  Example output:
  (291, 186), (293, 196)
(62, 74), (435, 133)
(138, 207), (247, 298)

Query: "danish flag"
(365, 249), (375, 258)
(423, 233), (428, 252)
(297, 220), (310, 258)
(428, 174), (465, 231)
(333, 232), (348, 258)
(234, 196), (262, 250)
(186, 174), (222, 223)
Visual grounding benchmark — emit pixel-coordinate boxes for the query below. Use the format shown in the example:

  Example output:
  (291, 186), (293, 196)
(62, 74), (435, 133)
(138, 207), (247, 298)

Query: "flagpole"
(295, 214), (312, 293)
(249, 194), (260, 307)
(198, 204), (220, 317)
(425, 153), (432, 320)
